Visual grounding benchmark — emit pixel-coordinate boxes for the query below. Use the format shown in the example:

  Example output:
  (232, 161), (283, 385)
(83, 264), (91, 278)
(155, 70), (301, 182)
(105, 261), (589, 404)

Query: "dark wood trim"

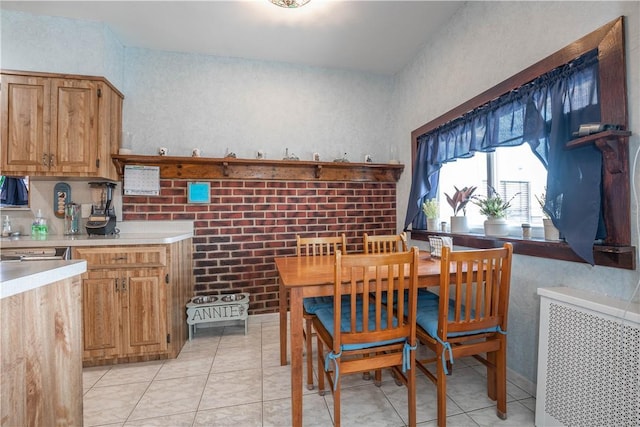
(112, 154), (404, 182)
(409, 17), (634, 269)
(410, 17), (625, 156)
(410, 230), (636, 270)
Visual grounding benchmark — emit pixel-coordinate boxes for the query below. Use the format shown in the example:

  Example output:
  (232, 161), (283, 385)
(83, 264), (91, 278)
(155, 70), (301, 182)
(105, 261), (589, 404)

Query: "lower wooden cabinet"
(74, 240), (193, 365)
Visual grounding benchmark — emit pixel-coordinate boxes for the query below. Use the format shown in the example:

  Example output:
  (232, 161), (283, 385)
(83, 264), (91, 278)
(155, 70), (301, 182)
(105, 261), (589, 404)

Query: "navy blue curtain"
(405, 50), (601, 264)
(0, 177), (29, 206)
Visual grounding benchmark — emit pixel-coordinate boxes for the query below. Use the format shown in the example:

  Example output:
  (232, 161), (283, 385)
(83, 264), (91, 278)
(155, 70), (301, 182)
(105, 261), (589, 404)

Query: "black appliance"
(86, 182), (118, 235)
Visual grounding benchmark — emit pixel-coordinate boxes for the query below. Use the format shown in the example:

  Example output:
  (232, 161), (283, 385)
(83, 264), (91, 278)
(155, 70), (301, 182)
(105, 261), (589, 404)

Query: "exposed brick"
(122, 177), (398, 316)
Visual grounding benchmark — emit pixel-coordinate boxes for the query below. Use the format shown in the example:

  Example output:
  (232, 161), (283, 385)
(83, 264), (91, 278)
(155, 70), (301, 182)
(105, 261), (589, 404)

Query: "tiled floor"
(83, 315), (536, 426)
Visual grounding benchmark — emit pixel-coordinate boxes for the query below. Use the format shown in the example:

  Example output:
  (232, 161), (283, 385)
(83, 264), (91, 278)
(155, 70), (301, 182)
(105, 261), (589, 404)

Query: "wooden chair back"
(438, 243), (513, 338)
(296, 234), (347, 257)
(363, 232), (408, 254)
(333, 247), (418, 353)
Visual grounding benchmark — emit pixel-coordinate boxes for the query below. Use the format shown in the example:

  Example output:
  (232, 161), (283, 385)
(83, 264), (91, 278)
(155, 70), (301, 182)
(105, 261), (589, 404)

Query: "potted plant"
(535, 189), (560, 241)
(421, 198), (439, 231)
(445, 186), (476, 233)
(472, 187), (516, 237)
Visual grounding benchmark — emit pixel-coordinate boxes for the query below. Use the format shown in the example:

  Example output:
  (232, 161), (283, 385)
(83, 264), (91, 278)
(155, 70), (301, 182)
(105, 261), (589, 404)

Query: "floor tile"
(124, 412), (196, 426)
(83, 381), (150, 426)
(83, 316), (536, 426)
(193, 402), (262, 426)
(198, 368), (263, 410)
(128, 375), (208, 421)
(94, 361), (163, 387)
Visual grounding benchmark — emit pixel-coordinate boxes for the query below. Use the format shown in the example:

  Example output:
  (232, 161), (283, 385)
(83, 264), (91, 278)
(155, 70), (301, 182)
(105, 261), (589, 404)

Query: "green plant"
(445, 186), (477, 216)
(535, 188), (550, 219)
(421, 198), (439, 219)
(473, 187), (518, 219)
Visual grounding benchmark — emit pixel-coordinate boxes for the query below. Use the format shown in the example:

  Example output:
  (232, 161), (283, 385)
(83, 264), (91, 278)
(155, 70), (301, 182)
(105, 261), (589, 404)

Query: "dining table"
(275, 251), (443, 427)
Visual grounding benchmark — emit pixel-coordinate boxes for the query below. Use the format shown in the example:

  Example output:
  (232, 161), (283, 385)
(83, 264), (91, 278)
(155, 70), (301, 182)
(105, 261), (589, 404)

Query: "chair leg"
(374, 368), (382, 387)
(305, 316), (315, 390)
(495, 338), (507, 419)
(408, 356), (417, 427)
(334, 375), (341, 427)
(436, 345), (447, 427)
(486, 350), (497, 400)
(316, 334), (325, 396)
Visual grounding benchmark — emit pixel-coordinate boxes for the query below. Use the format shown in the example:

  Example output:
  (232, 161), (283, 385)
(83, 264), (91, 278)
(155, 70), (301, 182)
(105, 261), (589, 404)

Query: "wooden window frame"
(409, 17), (635, 270)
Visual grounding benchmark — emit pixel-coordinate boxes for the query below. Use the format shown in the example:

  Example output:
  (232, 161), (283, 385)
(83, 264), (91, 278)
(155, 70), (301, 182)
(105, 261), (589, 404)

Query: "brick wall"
(123, 178), (398, 315)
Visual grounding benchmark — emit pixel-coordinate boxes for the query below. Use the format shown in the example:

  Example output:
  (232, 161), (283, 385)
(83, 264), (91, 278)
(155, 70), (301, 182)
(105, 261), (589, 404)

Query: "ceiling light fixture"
(270, 0), (310, 8)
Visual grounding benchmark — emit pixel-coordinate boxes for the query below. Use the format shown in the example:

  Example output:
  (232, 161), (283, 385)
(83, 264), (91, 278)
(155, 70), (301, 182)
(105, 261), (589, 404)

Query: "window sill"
(409, 229), (636, 270)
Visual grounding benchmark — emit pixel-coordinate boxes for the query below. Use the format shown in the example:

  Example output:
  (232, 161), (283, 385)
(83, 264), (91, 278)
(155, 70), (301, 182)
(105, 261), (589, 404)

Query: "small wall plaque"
(187, 182), (210, 204)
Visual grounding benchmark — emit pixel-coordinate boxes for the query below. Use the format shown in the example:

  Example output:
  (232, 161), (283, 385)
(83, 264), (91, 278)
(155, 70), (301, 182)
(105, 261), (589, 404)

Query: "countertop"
(0, 220), (193, 248)
(0, 259), (87, 299)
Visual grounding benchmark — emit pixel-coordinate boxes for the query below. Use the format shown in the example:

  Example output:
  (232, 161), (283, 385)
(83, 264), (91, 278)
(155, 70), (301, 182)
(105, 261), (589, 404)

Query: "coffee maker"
(86, 182), (117, 235)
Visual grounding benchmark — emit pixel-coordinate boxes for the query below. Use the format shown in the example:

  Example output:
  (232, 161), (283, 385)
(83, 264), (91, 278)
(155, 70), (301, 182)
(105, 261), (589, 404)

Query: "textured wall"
(391, 1), (640, 389)
(122, 47), (394, 163)
(122, 178), (397, 314)
(1, 10), (125, 89)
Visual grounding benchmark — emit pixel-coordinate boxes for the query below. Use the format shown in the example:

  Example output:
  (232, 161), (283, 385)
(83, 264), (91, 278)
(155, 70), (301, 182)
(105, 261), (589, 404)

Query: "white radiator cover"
(536, 287), (640, 427)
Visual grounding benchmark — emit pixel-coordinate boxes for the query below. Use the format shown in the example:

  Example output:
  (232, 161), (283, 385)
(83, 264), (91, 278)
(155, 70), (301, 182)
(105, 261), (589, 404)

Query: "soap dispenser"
(32, 209), (48, 236)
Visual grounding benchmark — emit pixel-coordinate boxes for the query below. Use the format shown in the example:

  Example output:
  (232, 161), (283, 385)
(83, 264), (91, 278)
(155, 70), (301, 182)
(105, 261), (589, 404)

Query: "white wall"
(123, 48), (393, 161)
(391, 1), (640, 388)
(2, 1), (639, 390)
(0, 10), (125, 88)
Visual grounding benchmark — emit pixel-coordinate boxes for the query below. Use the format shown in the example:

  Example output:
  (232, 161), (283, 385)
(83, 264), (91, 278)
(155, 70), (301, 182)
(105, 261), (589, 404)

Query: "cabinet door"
(0, 74), (50, 173)
(121, 269), (168, 356)
(82, 271), (121, 361)
(50, 78), (98, 174)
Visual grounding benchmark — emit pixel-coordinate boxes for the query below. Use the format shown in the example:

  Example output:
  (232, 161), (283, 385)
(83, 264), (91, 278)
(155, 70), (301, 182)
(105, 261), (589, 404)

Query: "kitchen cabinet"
(74, 240), (193, 365)
(1, 262), (85, 426)
(1, 70), (123, 180)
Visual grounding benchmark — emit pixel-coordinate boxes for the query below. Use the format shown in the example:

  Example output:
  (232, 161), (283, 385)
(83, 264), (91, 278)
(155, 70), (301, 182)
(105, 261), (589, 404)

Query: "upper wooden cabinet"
(1, 70), (123, 180)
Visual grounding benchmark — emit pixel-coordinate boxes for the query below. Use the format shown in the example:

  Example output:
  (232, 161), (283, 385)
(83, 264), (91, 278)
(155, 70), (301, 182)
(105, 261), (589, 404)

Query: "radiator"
(535, 287), (640, 427)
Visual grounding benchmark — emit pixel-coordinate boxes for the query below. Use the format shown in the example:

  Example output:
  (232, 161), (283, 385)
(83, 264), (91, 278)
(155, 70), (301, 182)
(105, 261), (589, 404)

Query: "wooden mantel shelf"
(112, 154), (404, 182)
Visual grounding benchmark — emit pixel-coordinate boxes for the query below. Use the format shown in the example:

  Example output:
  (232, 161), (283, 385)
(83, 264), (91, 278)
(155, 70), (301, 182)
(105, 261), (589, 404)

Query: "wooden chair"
(296, 234), (347, 390)
(362, 231), (430, 384)
(363, 231), (408, 254)
(314, 248), (419, 427)
(415, 243), (513, 427)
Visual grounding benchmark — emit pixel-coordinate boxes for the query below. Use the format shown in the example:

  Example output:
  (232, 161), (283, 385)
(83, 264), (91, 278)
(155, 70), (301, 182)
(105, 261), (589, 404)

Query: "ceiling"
(1, 0), (463, 75)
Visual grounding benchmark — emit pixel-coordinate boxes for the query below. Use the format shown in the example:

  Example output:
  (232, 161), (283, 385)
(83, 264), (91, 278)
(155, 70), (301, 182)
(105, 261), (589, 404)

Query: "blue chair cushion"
(315, 302), (405, 351)
(375, 288), (438, 305)
(415, 296), (500, 339)
(303, 296), (334, 314)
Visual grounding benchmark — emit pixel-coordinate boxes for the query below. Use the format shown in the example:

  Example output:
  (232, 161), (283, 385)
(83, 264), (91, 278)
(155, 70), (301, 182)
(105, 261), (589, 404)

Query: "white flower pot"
(450, 216), (468, 233)
(426, 218), (439, 231)
(483, 217), (509, 237)
(543, 218), (560, 241)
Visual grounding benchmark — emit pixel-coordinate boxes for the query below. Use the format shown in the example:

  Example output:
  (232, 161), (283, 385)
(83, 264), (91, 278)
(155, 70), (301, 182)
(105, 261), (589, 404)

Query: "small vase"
(426, 218), (439, 231)
(450, 216), (468, 233)
(483, 217), (509, 237)
(543, 218), (560, 241)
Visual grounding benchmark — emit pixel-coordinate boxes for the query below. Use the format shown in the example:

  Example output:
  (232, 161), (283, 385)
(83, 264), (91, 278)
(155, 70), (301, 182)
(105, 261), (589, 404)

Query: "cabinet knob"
(42, 154), (48, 167)
(49, 154), (55, 167)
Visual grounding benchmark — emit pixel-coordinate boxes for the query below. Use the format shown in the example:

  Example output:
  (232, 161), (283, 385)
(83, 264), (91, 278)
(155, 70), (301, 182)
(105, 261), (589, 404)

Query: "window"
(407, 17), (634, 270)
(438, 144), (546, 230)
